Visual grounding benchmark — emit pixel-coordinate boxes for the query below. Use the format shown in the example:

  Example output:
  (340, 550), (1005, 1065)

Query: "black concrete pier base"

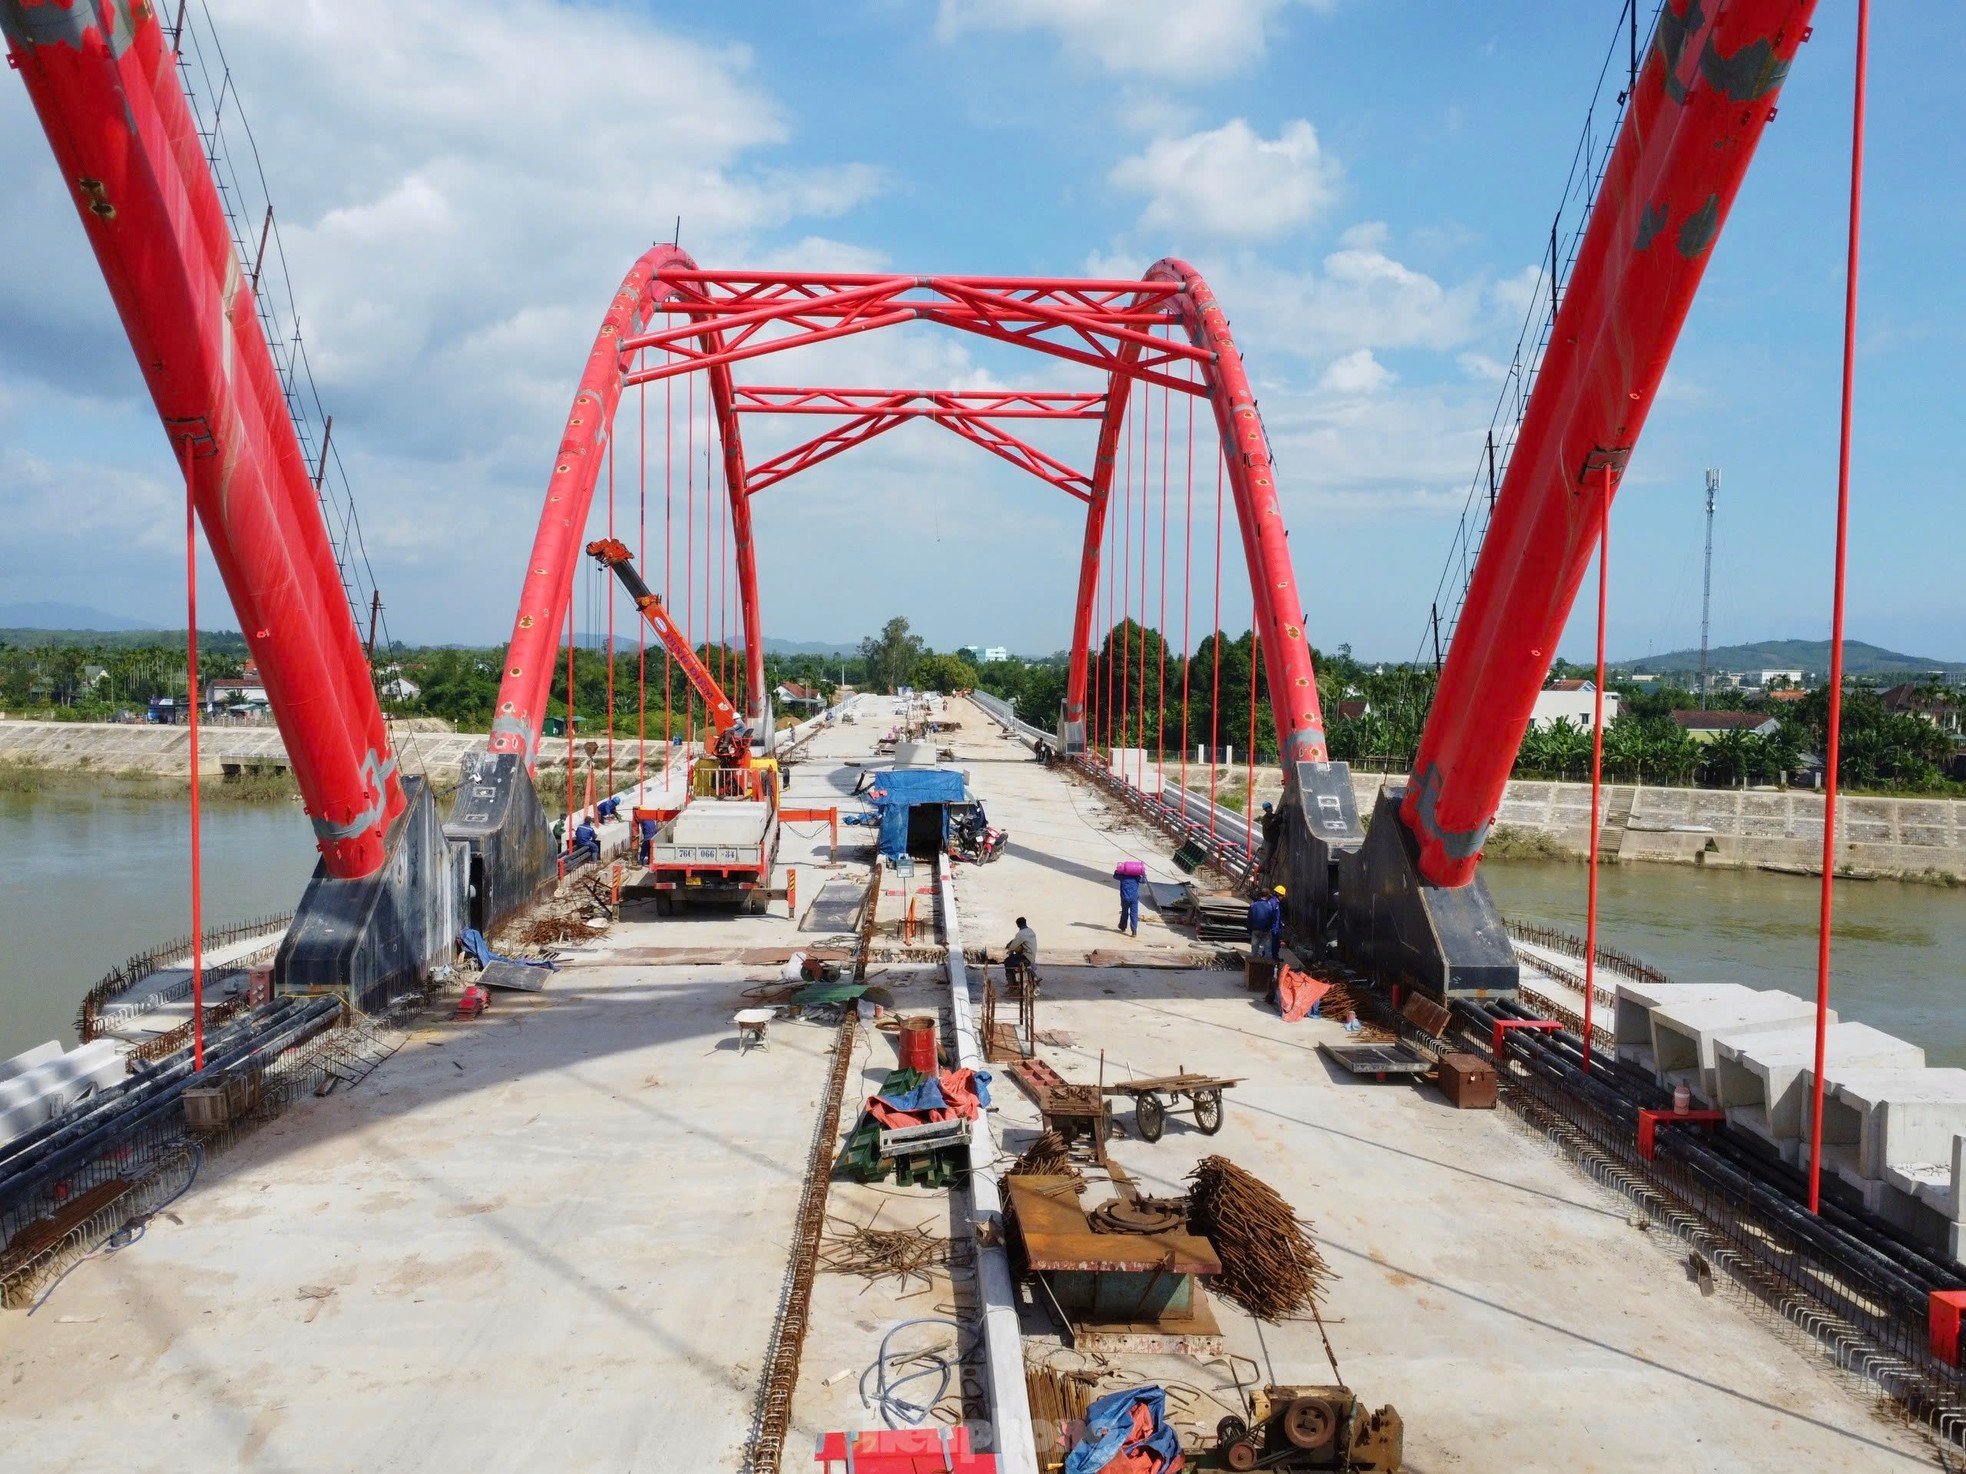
(277, 775), (463, 1013)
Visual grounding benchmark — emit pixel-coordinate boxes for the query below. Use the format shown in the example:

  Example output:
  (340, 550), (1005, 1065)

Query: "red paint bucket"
(898, 1016), (938, 1073)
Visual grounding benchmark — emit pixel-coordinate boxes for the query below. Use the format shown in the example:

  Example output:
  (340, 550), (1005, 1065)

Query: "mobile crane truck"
(586, 538), (782, 914)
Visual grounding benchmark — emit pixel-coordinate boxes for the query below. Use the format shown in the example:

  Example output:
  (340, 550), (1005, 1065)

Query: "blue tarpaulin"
(458, 928), (558, 972)
(861, 768), (969, 860)
(1064, 1385), (1183, 1474)
(878, 1070), (994, 1115)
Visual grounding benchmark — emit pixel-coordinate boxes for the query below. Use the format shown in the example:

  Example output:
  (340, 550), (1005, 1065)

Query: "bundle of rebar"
(1024, 1362), (1096, 1472)
(1186, 1155), (1332, 1321)
(1007, 1130), (1078, 1179)
(818, 1217), (948, 1295)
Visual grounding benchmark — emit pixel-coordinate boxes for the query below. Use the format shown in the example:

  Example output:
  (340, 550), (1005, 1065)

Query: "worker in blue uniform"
(637, 811), (659, 865)
(569, 816), (600, 868)
(1247, 884), (1285, 959)
(1114, 866), (1142, 937)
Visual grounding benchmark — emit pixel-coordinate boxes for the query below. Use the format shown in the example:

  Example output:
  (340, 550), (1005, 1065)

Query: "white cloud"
(0, 0), (893, 641)
(1317, 348), (1393, 395)
(1456, 351), (1509, 382)
(1203, 247), (1488, 358)
(936, 0), (1332, 83)
(1111, 120), (1341, 240)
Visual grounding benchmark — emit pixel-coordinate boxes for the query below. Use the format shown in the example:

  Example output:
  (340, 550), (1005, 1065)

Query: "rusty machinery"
(1216, 1386), (1402, 1472)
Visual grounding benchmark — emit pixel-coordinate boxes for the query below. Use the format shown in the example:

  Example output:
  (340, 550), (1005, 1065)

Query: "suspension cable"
(1104, 422), (1117, 753)
(637, 365), (647, 794)
(1209, 451), (1224, 838)
(181, 437), (206, 1073)
(606, 405), (616, 790)
(1136, 366), (1150, 782)
(1583, 464), (1611, 1072)
(1124, 375), (1140, 762)
(565, 572), (576, 836)
(685, 370), (696, 747)
(1180, 373), (1195, 800)
(1245, 628), (1259, 864)
(664, 359), (674, 756)
(1809, 0), (1870, 1217)
(1157, 358), (1170, 792)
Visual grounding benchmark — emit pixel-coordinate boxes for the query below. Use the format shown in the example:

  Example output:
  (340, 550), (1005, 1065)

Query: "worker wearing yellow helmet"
(1248, 883), (1285, 959)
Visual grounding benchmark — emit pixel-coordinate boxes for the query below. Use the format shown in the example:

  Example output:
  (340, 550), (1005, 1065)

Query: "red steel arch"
(492, 261), (1328, 768)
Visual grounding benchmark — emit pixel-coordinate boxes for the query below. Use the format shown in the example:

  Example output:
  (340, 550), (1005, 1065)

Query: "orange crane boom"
(585, 538), (740, 737)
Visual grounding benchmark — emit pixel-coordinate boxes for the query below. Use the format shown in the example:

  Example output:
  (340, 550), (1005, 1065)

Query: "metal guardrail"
(78, 913), (292, 1041)
(966, 695), (1257, 887)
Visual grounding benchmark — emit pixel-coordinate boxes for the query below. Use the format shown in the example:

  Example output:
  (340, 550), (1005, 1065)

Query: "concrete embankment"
(1221, 759), (1966, 883)
(0, 718), (612, 789)
(1473, 776), (1966, 882)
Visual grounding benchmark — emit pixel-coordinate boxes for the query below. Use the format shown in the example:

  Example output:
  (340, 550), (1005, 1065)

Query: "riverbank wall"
(1466, 777), (1966, 882)
(1216, 760), (1966, 883)
(0, 718), (616, 791)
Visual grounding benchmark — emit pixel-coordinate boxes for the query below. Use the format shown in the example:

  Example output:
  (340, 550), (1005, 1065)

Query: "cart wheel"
(1194, 1089), (1224, 1135)
(1216, 1416), (1249, 1447)
(1136, 1092), (1166, 1143)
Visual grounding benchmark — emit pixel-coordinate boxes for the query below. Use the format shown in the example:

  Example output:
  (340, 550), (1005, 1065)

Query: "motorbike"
(951, 808), (1008, 864)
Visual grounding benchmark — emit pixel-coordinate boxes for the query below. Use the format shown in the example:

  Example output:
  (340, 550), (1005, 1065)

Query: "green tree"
(913, 651), (980, 692)
(859, 617), (924, 693)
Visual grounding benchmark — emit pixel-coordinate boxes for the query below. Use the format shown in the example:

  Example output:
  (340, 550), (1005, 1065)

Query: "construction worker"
(636, 810), (659, 865)
(1004, 916), (1038, 992)
(569, 816), (600, 868)
(1247, 884), (1285, 960)
(1113, 862), (1142, 938)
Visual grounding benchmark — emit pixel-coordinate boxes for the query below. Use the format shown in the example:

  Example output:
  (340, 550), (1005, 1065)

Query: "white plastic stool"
(733, 1008), (775, 1053)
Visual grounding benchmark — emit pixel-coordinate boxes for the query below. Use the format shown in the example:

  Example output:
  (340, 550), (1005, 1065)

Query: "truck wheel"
(654, 893), (674, 917)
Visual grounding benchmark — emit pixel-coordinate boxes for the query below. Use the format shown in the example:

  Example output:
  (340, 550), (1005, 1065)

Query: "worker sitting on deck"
(1247, 884), (1285, 960)
(1004, 916), (1038, 992)
(1112, 862), (1143, 938)
(569, 817), (600, 869)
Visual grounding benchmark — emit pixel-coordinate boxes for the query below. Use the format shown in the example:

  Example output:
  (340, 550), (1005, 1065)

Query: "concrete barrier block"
(1815, 1068), (1966, 1198)
(1648, 991), (1831, 1104)
(0, 1040), (128, 1146)
(1714, 1022), (1925, 1161)
(1612, 982), (1754, 1075)
(0, 1040), (63, 1085)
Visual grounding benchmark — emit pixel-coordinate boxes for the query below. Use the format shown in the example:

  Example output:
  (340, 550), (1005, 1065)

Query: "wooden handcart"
(1102, 1072), (1241, 1143)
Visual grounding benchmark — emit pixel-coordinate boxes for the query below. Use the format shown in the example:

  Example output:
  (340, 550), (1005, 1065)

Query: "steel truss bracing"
(492, 259), (1331, 771)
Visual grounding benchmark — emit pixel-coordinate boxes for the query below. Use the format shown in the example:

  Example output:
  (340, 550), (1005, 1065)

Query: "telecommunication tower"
(1699, 468), (1719, 706)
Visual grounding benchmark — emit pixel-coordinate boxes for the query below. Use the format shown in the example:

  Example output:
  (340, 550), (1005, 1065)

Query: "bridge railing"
(967, 693), (1257, 887)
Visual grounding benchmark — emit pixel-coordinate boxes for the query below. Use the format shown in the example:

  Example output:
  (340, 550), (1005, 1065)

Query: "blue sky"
(1, 1), (1959, 665)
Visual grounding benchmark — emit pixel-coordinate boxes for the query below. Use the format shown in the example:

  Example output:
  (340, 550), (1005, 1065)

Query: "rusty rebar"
(1185, 1156), (1334, 1324)
(744, 859), (882, 1474)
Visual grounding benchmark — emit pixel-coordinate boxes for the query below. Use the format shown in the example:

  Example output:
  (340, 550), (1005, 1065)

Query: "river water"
(1485, 859), (1966, 1067)
(0, 784), (317, 1061)
(1, 787), (1959, 1067)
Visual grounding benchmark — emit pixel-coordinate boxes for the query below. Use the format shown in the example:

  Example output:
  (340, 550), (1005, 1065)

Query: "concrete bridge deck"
(0, 700), (1936, 1472)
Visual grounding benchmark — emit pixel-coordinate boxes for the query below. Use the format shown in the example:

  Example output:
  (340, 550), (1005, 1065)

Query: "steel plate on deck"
(1318, 1041), (1429, 1076)
(479, 960), (551, 992)
(802, 879), (865, 933)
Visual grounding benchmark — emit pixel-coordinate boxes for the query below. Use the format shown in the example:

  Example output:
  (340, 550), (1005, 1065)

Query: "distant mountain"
(564, 633), (859, 658)
(0, 601), (158, 633)
(763, 637), (858, 658)
(1618, 638), (1966, 678)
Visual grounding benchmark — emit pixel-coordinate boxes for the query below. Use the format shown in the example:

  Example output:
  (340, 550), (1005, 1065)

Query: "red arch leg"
(1062, 334), (1147, 749)
(1150, 260), (1329, 767)
(491, 247), (766, 763)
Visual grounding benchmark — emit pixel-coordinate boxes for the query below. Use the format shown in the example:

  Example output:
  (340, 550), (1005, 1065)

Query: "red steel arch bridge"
(4, 0), (1817, 1004)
